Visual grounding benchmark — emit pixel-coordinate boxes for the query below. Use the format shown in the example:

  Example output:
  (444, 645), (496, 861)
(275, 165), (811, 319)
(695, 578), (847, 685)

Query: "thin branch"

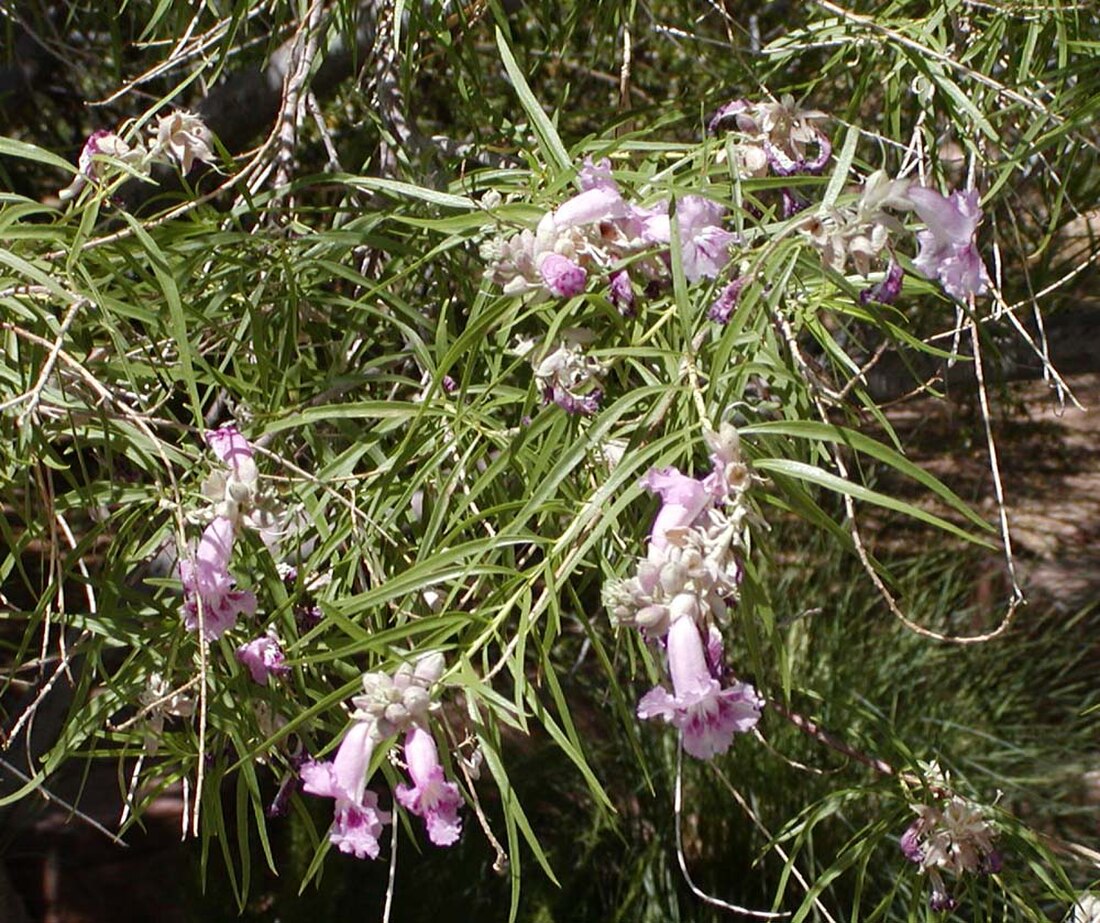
(675, 744), (792, 918)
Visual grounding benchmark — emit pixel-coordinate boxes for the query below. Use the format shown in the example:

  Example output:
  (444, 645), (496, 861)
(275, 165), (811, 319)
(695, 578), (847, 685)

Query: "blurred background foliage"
(2, 0), (1099, 920)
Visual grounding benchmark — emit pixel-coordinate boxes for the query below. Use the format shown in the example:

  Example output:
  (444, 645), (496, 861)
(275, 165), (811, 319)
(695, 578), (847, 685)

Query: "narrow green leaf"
(495, 26), (572, 174)
(752, 458), (996, 548)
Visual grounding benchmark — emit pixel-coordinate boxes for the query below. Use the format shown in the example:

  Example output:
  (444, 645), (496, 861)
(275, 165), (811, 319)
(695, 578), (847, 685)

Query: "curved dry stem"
(675, 745), (793, 919)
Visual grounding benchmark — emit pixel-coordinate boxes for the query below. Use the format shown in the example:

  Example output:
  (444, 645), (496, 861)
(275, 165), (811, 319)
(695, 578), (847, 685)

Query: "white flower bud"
(413, 651), (445, 685)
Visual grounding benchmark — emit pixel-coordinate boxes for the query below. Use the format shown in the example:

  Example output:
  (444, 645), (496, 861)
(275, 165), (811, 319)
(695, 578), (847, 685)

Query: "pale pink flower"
(180, 515), (256, 640)
(908, 187), (990, 300)
(395, 726), (463, 846)
(577, 156), (618, 193)
(235, 629), (289, 683)
(637, 616), (763, 759)
(554, 186), (631, 230)
(206, 425), (256, 485)
(645, 196), (735, 283)
(640, 467), (712, 552)
(301, 721), (391, 860)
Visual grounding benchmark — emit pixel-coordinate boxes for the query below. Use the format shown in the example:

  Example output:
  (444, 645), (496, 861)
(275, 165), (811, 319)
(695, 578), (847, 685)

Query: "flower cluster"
(604, 423), (763, 759)
(481, 158), (735, 304)
(532, 335), (604, 416)
(301, 653), (464, 859)
(706, 94), (993, 304)
(59, 110), (215, 203)
(803, 170), (992, 304)
(180, 425), (279, 641)
(899, 768), (1001, 912)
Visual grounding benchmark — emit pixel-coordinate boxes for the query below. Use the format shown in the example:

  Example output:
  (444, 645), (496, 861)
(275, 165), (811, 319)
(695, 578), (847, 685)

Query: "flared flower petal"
(180, 516), (255, 640)
(636, 616), (763, 760)
(331, 795), (390, 859)
(908, 187), (990, 299)
(395, 727), (463, 846)
(676, 196), (735, 283)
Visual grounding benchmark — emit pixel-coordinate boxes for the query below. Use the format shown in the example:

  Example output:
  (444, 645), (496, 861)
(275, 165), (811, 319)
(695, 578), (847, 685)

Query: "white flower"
(352, 653), (445, 739)
(1074, 894), (1100, 923)
(152, 110), (215, 173)
(139, 673), (194, 755)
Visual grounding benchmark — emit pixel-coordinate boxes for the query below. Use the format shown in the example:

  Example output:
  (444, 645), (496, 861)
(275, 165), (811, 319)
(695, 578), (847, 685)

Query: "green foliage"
(2, 1), (1099, 920)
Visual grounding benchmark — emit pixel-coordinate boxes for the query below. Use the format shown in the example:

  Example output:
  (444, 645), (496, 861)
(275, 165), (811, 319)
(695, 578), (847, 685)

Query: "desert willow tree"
(1, 0), (1098, 919)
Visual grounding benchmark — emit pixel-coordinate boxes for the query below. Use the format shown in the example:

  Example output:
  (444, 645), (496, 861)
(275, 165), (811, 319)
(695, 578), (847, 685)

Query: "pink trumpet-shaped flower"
(645, 196), (736, 283)
(301, 721), (391, 860)
(908, 187), (990, 300)
(395, 726), (463, 846)
(235, 629), (288, 683)
(640, 467), (712, 552)
(637, 616), (763, 759)
(180, 515), (255, 640)
(676, 197), (737, 282)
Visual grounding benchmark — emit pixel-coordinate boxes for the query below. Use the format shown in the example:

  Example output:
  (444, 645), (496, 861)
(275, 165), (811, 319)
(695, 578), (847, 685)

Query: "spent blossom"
(59, 130), (148, 202)
(151, 110), (215, 173)
(139, 672), (194, 755)
(899, 787), (1001, 912)
(805, 169), (912, 278)
(708, 277), (746, 325)
(710, 95), (831, 177)
(532, 336), (604, 416)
